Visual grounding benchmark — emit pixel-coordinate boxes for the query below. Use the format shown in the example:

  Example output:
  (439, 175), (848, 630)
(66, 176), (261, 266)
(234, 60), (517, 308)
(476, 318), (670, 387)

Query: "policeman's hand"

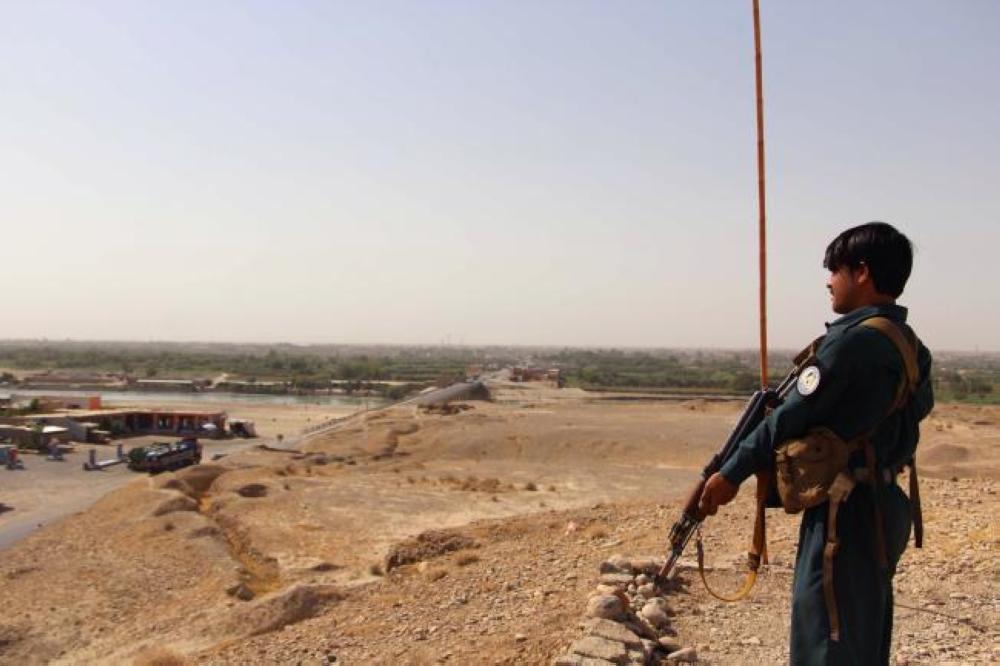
(698, 472), (739, 517)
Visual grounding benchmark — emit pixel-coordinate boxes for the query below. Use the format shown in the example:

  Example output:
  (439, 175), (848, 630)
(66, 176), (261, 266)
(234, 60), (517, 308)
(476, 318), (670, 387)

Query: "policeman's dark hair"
(823, 222), (913, 298)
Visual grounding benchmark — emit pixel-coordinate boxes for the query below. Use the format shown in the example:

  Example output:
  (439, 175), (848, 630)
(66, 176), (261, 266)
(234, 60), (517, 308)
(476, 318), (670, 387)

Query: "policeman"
(698, 222), (934, 665)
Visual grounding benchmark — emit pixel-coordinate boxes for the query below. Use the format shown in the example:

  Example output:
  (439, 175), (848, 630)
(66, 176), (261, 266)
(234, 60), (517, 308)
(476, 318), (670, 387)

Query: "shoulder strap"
(794, 335), (826, 368)
(859, 316), (925, 548)
(859, 316), (919, 411)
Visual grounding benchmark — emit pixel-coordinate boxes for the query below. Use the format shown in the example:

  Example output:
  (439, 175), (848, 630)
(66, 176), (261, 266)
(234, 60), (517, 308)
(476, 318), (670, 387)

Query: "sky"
(2, 1), (998, 351)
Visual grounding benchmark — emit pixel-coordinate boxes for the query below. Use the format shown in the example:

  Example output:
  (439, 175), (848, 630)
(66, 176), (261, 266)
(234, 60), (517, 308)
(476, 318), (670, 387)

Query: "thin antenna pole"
(752, 0), (768, 388)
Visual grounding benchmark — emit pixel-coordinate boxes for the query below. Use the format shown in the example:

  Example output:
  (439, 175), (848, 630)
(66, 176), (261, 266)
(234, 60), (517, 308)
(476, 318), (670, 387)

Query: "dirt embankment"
(0, 387), (997, 665)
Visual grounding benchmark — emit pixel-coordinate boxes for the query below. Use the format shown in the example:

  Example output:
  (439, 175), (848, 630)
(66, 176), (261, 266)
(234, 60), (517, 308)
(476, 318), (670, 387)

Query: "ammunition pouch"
(774, 427), (852, 514)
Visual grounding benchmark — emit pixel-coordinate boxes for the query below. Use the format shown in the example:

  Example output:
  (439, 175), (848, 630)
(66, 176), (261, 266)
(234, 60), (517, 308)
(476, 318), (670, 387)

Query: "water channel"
(11, 388), (389, 409)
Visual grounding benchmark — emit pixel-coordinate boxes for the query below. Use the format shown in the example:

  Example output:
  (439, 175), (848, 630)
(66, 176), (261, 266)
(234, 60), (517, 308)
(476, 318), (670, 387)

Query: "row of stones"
(552, 555), (698, 665)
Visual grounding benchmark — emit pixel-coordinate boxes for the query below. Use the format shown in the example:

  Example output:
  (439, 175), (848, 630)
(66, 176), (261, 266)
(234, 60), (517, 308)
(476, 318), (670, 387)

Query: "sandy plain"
(0, 381), (996, 665)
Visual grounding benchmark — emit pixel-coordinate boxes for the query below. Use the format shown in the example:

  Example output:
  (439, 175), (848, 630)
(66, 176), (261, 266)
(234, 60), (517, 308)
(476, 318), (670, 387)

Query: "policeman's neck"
(849, 293), (896, 312)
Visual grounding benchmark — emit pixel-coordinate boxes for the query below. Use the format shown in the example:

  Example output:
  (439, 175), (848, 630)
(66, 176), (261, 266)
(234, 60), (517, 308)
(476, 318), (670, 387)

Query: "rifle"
(657, 364), (803, 586)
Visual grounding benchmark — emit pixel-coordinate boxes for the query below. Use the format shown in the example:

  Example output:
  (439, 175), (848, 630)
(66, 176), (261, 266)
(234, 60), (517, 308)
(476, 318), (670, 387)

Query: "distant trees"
(936, 370), (994, 401)
(1, 341), (996, 404)
(553, 350), (774, 393)
(729, 371), (760, 392)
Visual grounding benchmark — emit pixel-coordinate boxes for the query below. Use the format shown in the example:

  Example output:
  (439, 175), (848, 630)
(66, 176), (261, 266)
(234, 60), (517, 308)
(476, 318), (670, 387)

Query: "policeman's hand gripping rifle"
(656, 366), (801, 588)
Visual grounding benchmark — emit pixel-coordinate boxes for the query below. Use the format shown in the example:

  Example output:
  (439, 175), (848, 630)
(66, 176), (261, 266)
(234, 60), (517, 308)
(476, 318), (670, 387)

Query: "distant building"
(13, 394), (102, 410)
(6, 408), (227, 441)
(0, 424), (69, 448)
(510, 366), (546, 382)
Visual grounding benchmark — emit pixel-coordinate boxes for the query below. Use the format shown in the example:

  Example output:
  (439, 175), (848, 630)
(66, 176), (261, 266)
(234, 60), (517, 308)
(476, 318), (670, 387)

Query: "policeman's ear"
(853, 262), (872, 287)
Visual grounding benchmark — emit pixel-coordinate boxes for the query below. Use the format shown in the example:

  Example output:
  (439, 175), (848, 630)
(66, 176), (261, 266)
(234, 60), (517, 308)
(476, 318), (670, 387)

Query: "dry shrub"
(133, 646), (189, 666)
(369, 563), (385, 576)
(458, 476), (503, 493)
(524, 481), (538, 491)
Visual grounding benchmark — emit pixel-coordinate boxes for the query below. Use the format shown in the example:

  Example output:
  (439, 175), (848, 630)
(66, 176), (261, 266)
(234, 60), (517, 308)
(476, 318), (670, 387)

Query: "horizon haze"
(3, 1), (998, 351)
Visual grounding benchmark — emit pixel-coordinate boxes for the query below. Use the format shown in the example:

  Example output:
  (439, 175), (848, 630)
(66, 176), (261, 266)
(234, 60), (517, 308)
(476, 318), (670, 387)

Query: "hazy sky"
(3, 1), (998, 350)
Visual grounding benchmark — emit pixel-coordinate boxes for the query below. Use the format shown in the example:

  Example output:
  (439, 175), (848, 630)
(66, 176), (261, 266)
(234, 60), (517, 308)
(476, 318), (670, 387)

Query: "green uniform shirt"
(720, 303), (934, 485)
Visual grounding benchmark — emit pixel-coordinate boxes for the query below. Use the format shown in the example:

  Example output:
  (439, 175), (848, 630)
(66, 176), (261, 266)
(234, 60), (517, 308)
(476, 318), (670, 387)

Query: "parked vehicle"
(127, 438), (202, 473)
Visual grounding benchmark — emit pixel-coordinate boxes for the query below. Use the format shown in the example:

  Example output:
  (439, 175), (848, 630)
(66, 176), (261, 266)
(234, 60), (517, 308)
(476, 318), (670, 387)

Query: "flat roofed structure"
(7, 408), (227, 439)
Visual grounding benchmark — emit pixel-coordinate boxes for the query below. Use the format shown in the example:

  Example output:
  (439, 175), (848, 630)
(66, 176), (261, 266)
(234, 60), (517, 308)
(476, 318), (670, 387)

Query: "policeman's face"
(826, 265), (861, 314)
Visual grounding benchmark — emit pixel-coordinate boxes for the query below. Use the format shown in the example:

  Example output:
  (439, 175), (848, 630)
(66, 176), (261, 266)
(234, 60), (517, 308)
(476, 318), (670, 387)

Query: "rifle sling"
(696, 471), (771, 603)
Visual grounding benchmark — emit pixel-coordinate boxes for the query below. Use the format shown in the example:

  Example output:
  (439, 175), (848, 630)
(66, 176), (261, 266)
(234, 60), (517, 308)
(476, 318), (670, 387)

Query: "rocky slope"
(0, 390), (996, 665)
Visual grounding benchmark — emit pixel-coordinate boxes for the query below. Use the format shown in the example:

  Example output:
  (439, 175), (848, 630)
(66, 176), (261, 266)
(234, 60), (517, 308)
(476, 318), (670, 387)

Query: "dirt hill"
(0, 384), (996, 664)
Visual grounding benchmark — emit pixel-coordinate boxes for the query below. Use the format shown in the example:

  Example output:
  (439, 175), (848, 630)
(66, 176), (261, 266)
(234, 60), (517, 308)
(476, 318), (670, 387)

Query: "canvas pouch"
(774, 426), (852, 514)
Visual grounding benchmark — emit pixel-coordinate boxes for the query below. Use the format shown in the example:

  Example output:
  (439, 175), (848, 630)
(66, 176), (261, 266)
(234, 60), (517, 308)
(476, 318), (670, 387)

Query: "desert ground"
(0, 381), (996, 665)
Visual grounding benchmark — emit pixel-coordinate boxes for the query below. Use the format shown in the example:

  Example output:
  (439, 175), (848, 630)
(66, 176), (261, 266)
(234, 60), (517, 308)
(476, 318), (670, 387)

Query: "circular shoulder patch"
(797, 365), (822, 396)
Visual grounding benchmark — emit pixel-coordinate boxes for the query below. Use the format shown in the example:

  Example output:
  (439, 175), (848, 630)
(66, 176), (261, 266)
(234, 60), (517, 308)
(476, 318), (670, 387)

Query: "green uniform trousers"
(790, 482), (913, 665)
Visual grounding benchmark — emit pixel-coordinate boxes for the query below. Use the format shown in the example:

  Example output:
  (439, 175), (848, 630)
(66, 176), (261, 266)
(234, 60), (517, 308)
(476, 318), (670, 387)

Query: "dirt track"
(0, 382), (996, 664)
